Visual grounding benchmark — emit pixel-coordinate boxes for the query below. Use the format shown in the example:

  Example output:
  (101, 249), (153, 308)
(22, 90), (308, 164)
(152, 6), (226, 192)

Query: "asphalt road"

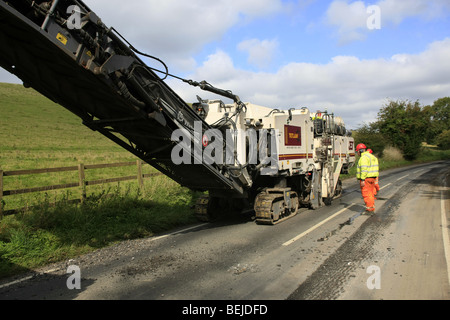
(0, 161), (449, 301)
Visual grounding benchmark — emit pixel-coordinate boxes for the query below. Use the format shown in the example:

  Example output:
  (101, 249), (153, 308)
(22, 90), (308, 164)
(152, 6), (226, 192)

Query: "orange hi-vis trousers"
(361, 178), (377, 211)
(374, 177), (380, 194)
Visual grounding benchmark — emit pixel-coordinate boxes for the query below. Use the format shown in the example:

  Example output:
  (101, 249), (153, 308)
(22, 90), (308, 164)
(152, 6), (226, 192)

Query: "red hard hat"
(356, 143), (367, 152)
(367, 149), (373, 154)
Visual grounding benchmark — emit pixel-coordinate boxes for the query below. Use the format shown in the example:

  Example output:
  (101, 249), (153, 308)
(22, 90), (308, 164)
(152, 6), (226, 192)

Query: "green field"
(0, 82), (199, 279)
(0, 82), (189, 210)
(0, 83), (134, 168)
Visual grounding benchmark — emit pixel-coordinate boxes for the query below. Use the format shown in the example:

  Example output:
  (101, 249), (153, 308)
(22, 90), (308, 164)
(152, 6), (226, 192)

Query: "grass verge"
(0, 181), (201, 279)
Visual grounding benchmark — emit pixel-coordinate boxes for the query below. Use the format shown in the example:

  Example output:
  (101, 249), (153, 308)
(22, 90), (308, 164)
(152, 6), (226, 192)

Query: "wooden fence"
(0, 160), (162, 217)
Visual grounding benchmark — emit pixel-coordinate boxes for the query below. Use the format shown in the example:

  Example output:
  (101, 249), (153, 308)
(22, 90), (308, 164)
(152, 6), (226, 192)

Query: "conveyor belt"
(0, 0), (244, 195)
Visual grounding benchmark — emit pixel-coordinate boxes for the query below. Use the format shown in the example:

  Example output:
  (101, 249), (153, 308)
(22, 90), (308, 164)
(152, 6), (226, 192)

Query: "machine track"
(254, 189), (299, 225)
(194, 195), (213, 222)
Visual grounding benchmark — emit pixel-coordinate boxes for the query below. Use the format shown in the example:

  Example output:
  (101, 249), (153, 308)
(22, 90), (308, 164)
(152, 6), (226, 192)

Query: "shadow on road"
(0, 265), (96, 300)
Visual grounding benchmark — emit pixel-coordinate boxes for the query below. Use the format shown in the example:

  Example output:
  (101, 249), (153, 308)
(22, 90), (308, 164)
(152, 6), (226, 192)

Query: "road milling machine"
(0, 0), (356, 225)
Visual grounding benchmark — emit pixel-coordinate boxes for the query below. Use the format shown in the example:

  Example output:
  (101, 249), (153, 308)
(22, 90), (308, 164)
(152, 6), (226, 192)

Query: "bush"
(377, 99), (428, 160)
(352, 123), (388, 157)
(382, 146), (404, 161)
(436, 130), (450, 150)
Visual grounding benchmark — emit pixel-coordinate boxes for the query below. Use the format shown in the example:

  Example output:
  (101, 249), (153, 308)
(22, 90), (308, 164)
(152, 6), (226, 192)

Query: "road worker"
(312, 111), (325, 135)
(356, 144), (379, 214)
(367, 149), (380, 196)
(312, 111), (323, 120)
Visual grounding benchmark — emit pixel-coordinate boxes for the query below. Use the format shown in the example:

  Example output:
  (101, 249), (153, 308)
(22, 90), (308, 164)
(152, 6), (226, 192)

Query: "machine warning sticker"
(202, 134), (209, 147)
(284, 125), (301, 146)
(56, 33), (68, 45)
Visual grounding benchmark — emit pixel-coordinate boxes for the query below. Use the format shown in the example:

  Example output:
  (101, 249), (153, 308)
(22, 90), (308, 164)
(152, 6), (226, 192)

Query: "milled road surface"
(0, 161), (449, 301)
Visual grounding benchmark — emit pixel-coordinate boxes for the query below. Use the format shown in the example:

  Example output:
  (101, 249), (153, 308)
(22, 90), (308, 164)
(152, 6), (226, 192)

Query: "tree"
(436, 130), (450, 150)
(377, 99), (428, 160)
(352, 122), (388, 157)
(424, 97), (450, 144)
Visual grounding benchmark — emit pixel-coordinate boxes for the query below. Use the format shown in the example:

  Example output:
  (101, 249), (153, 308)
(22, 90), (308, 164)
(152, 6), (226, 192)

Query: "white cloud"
(375, 0), (450, 23)
(195, 50), (241, 83)
(170, 38), (450, 129)
(238, 38), (280, 69)
(325, 0), (372, 44)
(83, 0), (287, 71)
(325, 0), (450, 44)
(0, 70), (20, 84)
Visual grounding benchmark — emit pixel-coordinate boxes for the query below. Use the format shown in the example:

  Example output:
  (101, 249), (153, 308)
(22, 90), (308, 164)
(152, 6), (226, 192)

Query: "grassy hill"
(0, 82), (137, 169)
(0, 83), (165, 210)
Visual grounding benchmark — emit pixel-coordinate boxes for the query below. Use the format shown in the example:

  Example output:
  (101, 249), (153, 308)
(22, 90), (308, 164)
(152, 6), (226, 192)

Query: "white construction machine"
(194, 98), (356, 224)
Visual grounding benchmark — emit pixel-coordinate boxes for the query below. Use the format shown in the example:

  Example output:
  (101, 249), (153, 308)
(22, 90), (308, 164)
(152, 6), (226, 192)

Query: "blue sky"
(202, 0), (450, 69)
(1, 0), (450, 129)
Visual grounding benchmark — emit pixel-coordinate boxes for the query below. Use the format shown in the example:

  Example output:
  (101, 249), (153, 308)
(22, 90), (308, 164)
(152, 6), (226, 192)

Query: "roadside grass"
(0, 181), (200, 279)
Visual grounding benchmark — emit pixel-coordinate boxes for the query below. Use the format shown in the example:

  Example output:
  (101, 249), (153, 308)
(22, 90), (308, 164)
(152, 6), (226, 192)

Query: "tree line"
(352, 97), (450, 160)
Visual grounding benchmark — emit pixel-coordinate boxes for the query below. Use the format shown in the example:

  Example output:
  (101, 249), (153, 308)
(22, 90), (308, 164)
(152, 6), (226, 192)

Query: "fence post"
(78, 163), (86, 203)
(137, 160), (144, 191)
(0, 169), (3, 219)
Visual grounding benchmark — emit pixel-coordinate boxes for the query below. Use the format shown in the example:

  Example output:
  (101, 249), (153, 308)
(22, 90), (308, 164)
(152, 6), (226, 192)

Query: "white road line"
(0, 267), (63, 290)
(149, 223), (209, 242)
(397, 175), (408, 181)
(282, 203), (357, 247)
(441, 190), (450, 286)
(380, 183), (392, 190)
(0, 275), (33, 290)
